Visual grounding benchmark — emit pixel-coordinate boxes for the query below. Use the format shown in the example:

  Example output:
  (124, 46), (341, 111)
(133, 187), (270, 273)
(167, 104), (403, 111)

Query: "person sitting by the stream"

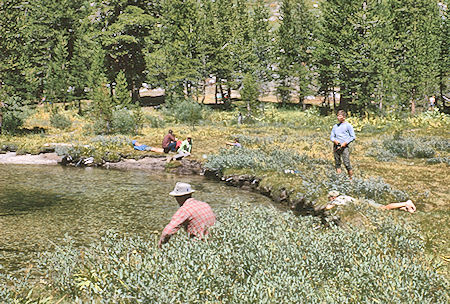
(226, 138), (242, 148)
(159, 182), (216, 248)
(325, 190), (416, 213)
(132, 140), (164, 153)
(162, 129), (177, 153)
(167, 136), (193, 162)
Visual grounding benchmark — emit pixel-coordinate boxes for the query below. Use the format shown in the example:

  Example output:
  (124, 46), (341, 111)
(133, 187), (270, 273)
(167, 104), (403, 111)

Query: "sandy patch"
(0, 152), (62, 165)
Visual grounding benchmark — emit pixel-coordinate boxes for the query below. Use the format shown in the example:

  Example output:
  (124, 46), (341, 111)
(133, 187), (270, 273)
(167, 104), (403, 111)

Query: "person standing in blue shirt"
(330, 110), (356, 179)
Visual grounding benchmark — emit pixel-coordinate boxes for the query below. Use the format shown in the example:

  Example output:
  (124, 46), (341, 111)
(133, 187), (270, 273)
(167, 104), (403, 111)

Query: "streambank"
(0, 149), (323, 215)
(203, 169), (329, 218)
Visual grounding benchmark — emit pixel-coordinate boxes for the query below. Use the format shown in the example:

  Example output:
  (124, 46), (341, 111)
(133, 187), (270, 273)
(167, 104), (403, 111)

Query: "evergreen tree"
(276, 0), (315, 107)
(158, 0), (205, 99)
(95, 0), (156, 101)
(0, 1), (28, 98)
(240, 72), (260, 118)
(249, 0), (274, 92)
(23, 0), (85, 101)
(437, 1), (449, 110)
(114, 70), (132, 108)
(46, 33), (70, 108)
(388, 0), (441, 114)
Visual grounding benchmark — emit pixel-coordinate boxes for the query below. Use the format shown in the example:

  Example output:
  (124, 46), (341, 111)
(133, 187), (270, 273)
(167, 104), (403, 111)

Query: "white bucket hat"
(328, 190), (340, 198)
(169, 182), (196, 196)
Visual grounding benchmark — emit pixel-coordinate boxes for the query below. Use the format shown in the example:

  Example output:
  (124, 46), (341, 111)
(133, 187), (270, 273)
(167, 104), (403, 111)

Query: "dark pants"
(333, 145), (352, 170)
(163, 142), (177, 153)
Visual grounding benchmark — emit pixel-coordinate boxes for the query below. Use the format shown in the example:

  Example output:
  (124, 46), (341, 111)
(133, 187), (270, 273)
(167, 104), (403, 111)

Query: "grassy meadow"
(1, 103), (449, 302)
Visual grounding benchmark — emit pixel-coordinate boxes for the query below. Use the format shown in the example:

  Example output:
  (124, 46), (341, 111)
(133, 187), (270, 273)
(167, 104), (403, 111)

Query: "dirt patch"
(0, 152), (62, 165)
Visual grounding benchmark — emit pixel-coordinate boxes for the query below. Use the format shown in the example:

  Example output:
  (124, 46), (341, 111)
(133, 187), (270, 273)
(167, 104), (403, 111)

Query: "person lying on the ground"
(162, 130), (177, 153)
(132, 140), (164, 153)
(226, 138), (242, 148)
(325, 190), (416, 213)
(159, 182), (216, 248)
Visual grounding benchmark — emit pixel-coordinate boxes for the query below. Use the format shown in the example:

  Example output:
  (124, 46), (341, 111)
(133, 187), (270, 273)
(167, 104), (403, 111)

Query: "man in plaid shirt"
(159, 182), (216, 248)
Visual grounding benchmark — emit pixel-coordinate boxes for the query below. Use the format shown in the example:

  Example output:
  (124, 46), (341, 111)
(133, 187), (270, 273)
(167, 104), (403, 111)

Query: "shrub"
(426, 157), (450, 165)
(146, 114), (166, 128)
(1, 204), (447, 303)
(50, 112), (72, 130)
(164, 99), (206, 128)
(326, 171), (408, 202)
(205, 148), (328, 173)
(378, 136), (438, 159)
(111, 108), (138, 135)
(62, 136), (130, 164)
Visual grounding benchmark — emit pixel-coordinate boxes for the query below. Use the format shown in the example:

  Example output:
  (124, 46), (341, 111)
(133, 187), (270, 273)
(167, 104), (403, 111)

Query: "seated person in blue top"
(132, 140), (163, 153)
(330, 110), (356, 179)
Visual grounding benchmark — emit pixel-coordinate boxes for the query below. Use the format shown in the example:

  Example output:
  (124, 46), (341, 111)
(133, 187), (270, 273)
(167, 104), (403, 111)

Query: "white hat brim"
(169, 189), (195, 196)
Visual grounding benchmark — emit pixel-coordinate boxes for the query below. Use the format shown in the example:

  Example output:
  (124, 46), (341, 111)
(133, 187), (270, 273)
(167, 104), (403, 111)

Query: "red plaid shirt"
(161, 198), (216, 240)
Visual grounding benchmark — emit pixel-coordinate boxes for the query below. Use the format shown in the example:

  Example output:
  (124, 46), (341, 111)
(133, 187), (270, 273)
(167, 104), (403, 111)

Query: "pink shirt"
(161, 198), (216, 239)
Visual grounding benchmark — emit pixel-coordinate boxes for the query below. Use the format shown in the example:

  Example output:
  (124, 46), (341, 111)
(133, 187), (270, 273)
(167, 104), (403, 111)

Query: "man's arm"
(330, 125), (339, 145)
(159, 208), (189, 247)
(347, 124), (356, 144)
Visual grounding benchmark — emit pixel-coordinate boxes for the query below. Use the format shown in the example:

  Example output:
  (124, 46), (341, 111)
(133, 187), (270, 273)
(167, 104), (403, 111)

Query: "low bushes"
(163, 99), (208, 128)
(205, 147), (329, 174)
(367, 135), (450, 161)
(207, 148), (406, 203)
(50, 112), (72, 130)
(1, 203), (447, 303)
(61, 136), (131, 165)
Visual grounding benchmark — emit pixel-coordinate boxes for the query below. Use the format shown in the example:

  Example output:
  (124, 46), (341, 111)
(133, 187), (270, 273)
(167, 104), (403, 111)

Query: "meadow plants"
(1, 203), (448, 303)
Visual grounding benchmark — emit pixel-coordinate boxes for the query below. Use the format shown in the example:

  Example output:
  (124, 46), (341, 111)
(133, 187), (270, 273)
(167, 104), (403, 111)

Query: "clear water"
(0, 164), (273, 273)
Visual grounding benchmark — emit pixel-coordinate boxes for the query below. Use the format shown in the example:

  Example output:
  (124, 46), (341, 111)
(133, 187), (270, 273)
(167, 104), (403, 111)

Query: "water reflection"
(0, 164), (272, 273)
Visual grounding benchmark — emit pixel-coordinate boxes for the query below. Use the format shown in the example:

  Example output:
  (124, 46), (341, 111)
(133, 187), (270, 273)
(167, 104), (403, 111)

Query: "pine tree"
(437, 1), (449, 110)
(114, 70), (131, 108)
(249, 0), (274, 92)
(95, 1), (155, 102)
(388, 0), (441, 114)
(276, 0), (315, 107)
(0, 1), (28, 98)
(158, 0), (205, 99)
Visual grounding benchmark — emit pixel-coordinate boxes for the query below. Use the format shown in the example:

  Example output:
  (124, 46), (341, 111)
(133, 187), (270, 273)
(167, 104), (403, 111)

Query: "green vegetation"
(1, 203), (448, 303)
(0, 0), (447, 113)
(0, 0), (449, 301)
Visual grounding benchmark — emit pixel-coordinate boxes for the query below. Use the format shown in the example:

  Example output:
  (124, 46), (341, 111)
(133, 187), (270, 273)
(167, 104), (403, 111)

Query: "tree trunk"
(332, 88), (336, 110)
(215, 83), (218, 104)
(411, 88), (416, 116)
(0, 105), (3, 135)
(201, 80), (206, 104)
(219, 83), (225, 104)
(132, 83), (140, 103)
(339, 84), (350, 110)
(110, 83), (114, 98)
(298, 94), (305, 110)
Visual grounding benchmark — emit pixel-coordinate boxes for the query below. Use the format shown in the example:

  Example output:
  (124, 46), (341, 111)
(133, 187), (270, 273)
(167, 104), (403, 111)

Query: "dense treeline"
(0, 0), (448, 113)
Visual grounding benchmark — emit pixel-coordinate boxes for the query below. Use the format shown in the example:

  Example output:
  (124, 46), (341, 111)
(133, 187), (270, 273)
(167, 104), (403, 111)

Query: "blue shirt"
(134, 144), (149, 151)
(330, 122), (356, 144)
